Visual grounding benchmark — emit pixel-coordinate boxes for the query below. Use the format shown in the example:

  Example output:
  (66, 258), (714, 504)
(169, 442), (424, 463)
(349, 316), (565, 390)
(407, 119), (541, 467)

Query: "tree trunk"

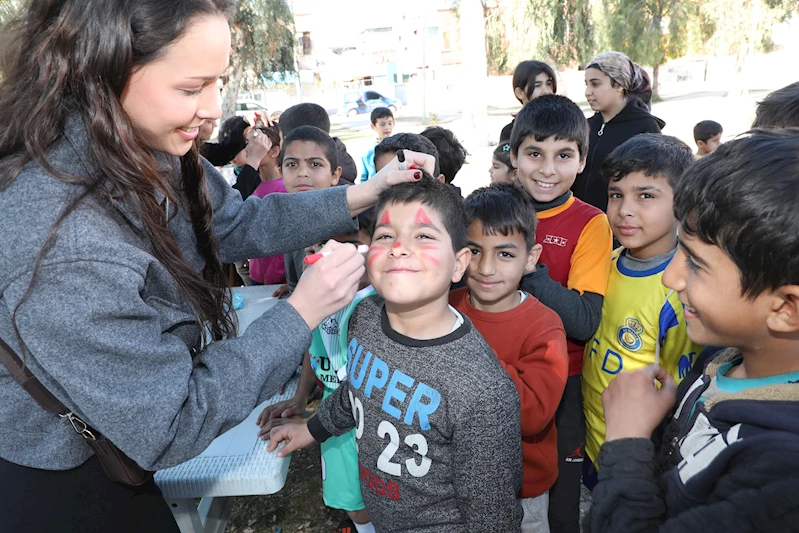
(652, 62), (660, 101)
(221, 67), (243, 121)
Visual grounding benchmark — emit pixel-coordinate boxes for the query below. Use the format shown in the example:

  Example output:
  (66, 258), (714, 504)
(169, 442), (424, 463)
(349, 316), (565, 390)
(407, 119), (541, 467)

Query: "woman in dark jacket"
(574, 51), (665, 212)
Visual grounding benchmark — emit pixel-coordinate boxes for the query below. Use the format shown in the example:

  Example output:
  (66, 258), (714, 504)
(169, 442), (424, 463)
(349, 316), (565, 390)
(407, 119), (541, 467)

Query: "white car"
(235, 100), (268, 125)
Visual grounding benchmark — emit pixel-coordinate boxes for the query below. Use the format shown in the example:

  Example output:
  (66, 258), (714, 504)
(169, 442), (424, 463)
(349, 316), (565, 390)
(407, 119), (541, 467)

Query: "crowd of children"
(196, 70), (799, 533)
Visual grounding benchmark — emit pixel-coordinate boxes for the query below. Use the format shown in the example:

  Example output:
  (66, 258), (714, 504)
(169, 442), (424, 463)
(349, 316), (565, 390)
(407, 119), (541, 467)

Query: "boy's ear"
(513, 87), (526, 103)
(451, 247), (472, 283)
(525, 243), (543, 273)
(437, 174), (446, 183)
(370, 123), (378, 132)
(577, 154), (587, 174)
(510, 151), (517, 168)
(331, 166), (342, 186)
(766, 285), (799, 334)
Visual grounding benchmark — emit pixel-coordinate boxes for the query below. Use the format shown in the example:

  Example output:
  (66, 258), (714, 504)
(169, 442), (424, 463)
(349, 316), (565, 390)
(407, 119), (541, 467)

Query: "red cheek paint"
(414, 208), (433, 225)
(420, 253), (440, 265)
(379, 210), (391, 225)
(393, 242), (402, 249)
(367, 249), (384, 267)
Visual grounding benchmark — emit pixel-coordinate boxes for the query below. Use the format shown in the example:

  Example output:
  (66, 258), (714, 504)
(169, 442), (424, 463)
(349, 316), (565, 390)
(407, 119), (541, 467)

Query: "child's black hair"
(281, 125), (338, 170)
(493, 140), (514, 170)
(693, 120), (723, 143)
(420, 126), (468, 184)
(217, 116), (249, 161)
(357, 208), (376, 238)
(374, 133), (441, 177)
(602, 134), (693, 187)
(464, 183), (537, 251)
(752, 82), (799, 129)
(371, 107), (394, 125)
(279, 103), (331, 136)
(373, 172), (468, 251)
(674, 128), (799, 297)
(512, 60), (557, 103)
(510, 94), (589, 158)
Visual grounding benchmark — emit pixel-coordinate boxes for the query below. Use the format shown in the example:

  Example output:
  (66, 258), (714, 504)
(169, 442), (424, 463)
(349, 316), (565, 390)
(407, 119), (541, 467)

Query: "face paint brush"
(304, 244), (370, 265)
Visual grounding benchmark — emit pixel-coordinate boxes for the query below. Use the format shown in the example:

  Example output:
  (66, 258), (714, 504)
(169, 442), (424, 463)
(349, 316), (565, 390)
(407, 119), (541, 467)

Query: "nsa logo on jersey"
(321, 317), (340, 335)
(617, 318), (644, 351)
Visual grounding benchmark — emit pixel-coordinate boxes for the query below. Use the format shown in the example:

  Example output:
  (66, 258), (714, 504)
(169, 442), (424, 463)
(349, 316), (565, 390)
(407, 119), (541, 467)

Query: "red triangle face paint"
(379, 210), (391, 225)
(414, 208), (433, 225)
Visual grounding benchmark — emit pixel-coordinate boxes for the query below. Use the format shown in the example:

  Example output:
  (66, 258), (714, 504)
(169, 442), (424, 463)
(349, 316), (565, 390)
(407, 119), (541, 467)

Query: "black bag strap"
(0, 335), (67, 414)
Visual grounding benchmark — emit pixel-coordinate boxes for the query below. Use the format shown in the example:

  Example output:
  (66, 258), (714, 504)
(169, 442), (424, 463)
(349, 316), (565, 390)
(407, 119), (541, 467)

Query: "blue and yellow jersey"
(582, 248), (702, 463)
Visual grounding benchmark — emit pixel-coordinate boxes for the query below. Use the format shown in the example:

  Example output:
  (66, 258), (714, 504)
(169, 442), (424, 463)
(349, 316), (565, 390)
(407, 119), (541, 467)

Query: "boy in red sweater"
(511, 95), (613, 532)
(451, 183), (569, 533)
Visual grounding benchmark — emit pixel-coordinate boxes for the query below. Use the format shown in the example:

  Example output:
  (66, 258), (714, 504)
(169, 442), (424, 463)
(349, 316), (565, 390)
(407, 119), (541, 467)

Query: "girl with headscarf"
(573, 51), (665, 212)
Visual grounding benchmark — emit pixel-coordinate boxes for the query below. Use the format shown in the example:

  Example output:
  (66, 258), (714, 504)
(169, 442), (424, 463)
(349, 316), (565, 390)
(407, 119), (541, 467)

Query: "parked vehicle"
(235, 100), (268, 124)
(341, 90), (401, 117)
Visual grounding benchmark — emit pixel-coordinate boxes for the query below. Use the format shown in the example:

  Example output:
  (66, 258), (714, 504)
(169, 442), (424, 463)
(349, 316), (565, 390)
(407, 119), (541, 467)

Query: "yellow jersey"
(582, 248), (702, 463)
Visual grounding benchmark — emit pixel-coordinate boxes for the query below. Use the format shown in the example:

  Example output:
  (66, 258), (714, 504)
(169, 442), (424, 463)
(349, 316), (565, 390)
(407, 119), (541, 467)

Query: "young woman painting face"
(121, 15), (230, 156)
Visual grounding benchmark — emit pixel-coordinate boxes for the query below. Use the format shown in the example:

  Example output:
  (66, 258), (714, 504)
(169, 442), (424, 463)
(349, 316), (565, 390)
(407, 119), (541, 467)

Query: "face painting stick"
(304, 244), (370, 265)
(397, 149), (407, 171)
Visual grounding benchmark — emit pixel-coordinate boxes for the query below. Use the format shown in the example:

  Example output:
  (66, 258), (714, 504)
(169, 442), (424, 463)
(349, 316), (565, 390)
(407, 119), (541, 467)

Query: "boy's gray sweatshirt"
(308, 295), (523, 532)
(0, 113), (358, 471)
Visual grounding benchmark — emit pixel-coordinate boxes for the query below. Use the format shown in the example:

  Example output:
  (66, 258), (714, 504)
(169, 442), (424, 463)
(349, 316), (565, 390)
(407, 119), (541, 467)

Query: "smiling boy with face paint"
(269, 175), (524, 532)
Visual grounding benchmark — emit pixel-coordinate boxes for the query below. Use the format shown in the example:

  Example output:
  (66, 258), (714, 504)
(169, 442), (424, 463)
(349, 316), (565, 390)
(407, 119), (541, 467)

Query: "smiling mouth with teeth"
(535, 180), (556, 188)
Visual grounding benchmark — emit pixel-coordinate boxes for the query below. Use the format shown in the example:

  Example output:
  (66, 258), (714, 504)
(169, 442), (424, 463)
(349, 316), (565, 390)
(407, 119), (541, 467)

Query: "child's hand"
(266, 420), (315, 457)
(272, 284), (290, 299)
(603, 364), (678, 442)
(256, 397), (307, 428)
(258, 414), (306, 438)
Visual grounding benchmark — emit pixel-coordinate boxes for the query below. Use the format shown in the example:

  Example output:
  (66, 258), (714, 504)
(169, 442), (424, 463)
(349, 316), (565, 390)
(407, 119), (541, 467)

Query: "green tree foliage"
(484, 0), (594, 75)
(604, 0), (698, 98)
(0, 0), (23, 26)
(536, 0), (595, 67)
(221, 0), (296, 118)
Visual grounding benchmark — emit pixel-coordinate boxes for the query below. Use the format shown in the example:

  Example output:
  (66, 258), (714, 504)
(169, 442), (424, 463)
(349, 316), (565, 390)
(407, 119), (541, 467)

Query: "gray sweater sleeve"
(203, 159), (358, 263)
(308, 383), (355, 441)
(5, 256), (312, 471)
(453, 380), (523, 531)
(520, 265), (604, 341)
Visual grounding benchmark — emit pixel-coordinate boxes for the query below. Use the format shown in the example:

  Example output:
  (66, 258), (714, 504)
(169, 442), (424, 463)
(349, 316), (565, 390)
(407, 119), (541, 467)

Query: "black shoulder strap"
(0, 336), (68, 414)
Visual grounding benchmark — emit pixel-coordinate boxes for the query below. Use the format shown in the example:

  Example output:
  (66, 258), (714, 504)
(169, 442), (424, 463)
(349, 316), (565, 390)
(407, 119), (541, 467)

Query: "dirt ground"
(222, 400), (593, 533)
(224, 401), (352, 533)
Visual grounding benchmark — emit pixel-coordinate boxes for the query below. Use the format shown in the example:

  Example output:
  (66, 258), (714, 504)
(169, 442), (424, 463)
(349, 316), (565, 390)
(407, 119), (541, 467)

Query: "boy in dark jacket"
(584, 129), (799, 532)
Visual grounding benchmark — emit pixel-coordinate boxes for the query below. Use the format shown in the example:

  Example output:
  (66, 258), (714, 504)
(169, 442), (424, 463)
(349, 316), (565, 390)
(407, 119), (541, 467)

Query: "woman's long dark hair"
(0, 0), (238, 349)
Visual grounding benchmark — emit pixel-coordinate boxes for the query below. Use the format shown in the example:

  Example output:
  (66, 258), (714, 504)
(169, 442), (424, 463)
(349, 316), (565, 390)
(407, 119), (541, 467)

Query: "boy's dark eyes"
(685, 255), (700, 272)
(558, 153), (571, 159)
(416, 233), (433, 240)
(499, 251), (515, 259)
(468, 247), (481, 256)
(609, 192), (622, 199)
(374, 233), (393, 240)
